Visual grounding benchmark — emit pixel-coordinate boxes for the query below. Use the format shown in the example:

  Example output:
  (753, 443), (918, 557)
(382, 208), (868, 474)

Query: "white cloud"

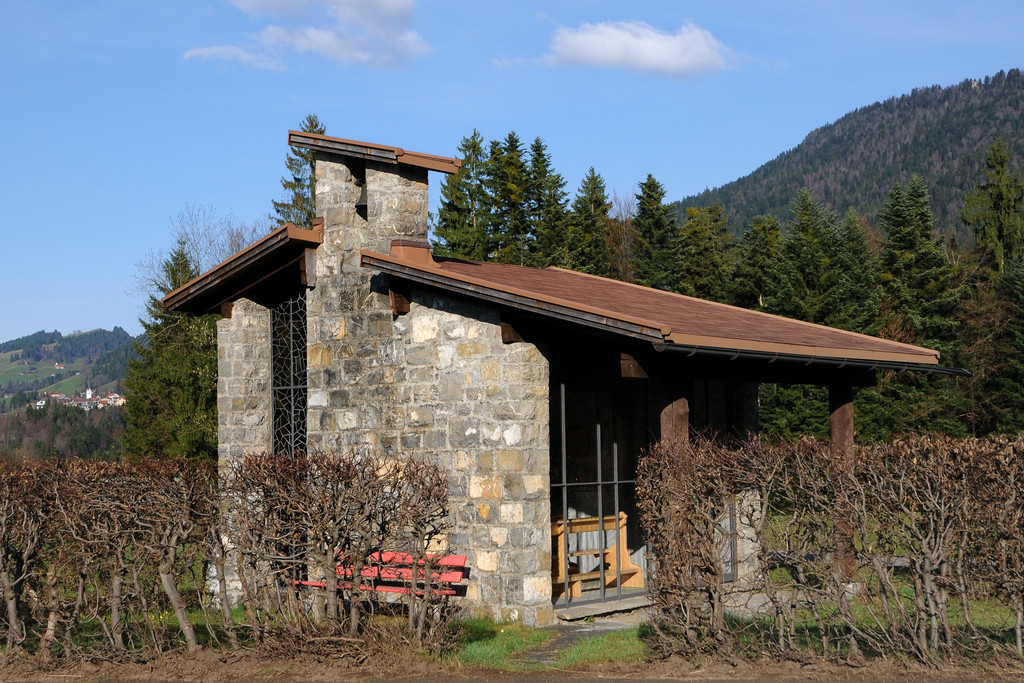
(183, 45), (284, 72)
(185, 0), (429, 70)
(229, 0), (316, 16)
(547, 20), (730, 75)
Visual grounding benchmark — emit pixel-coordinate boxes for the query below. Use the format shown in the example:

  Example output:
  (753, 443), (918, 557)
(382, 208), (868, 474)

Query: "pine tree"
(273, 114), (326, 230)
(631, 175), (676, 290)
(567, 168), (612, 276)
(962, 138), (1024, 272)
(527, 137), (570, 268)
(433, 129), (491, 260)
(123, 240), (218, 460)
(673, 203), (733, 301)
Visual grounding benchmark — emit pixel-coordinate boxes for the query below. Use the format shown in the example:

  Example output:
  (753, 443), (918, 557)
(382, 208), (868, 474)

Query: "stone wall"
(216, 298), (272, 473)
(305, 153), (554, 625)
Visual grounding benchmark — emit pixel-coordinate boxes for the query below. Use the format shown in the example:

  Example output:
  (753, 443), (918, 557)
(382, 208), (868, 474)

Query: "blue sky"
(1, 1), (1021, 342)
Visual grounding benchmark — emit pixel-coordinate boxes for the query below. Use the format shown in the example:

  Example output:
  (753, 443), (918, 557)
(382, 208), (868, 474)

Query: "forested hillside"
(676, 69), (1024, 243)
(0, 402), (124, 460)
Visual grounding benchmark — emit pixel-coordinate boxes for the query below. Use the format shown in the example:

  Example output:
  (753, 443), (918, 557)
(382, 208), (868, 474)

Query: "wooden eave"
(162, 221), (322, 315)
(360, 248), (969, 377)
(287, 131), (462, 174)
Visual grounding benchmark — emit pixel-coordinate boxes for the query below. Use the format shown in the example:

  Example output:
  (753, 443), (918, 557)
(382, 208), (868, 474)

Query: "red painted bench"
(298, 551), (469, 596)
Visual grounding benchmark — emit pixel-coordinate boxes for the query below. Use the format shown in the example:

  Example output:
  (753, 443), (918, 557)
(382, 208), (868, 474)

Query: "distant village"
(27, 362), (127, 411)
(36, 386), (125, 411)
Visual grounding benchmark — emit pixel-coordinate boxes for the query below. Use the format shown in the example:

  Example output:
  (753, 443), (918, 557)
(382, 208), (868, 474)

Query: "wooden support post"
(389, 284), (411, 315)
(299, 248), (317, 288)
(500, 320), (524, 343)
(620, 352), (648, 378)
(829, 384), (856, 584)
(660, 385), (690, 444)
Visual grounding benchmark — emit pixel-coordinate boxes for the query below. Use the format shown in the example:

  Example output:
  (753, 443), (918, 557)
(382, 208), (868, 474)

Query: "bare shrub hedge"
(0, 450), (453, 661)
(637, 433), (1024, 663)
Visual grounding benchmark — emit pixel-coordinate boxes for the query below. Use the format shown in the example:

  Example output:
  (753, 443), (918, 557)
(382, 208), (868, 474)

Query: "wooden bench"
(298, 551), (469, 597)
(551, 511), (644, 598)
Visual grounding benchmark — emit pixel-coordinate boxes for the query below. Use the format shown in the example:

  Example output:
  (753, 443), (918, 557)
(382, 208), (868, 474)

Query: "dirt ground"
(4, 610), (1022, 682)
(3, 649), (1023, 682)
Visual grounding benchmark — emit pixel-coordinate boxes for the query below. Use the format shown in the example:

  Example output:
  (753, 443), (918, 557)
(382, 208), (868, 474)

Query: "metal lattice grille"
(271, 293), (307, 455)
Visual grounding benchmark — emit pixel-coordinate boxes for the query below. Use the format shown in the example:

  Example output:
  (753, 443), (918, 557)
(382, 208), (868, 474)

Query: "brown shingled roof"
(361, 242), (954, 371)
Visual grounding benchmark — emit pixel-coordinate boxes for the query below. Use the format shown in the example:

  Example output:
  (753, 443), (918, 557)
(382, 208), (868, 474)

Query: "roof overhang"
(287, 131), (462, 174)
(655, 341), (969, 377)
(163, 221), (323, 315)
(360, 247), (970, 378)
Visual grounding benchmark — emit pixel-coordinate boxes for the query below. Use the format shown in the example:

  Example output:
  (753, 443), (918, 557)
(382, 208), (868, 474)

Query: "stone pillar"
(366, 161), (429, 242)
(215, 297), (272, 603)
(216, 298), (272, 472)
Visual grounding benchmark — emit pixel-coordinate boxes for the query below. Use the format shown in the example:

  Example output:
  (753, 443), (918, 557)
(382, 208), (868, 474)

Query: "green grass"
(454, 618), (555, 668)
(50, 373), (87, 396)
(451, 617), (654, 671)
(719, 575), (1020, 659)
(556, 624), (650, 666)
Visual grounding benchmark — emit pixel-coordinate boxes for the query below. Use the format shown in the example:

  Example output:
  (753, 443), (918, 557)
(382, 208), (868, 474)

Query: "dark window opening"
(550, 349), (660, 608)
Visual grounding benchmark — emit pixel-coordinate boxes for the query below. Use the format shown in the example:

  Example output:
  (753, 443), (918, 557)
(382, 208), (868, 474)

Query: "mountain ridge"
(674, 68), (1024, 243)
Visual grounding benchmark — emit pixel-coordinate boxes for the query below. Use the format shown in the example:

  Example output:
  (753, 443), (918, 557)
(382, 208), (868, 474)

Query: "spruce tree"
(877, 176), (963, 348)
(768, 189), (838, 322)
(273, 113), (326, 229)
(993, 264), (1024, 433)
(123, 240), (218, 460)
(820, 209), (879, 332)
(567, 168), (612, 276)
(485, 132), (532, 265)
(731, 214), (782, 310)
(631, 175), (676, 290)
(673, 203), (733, 301)
(962, 138), (1024, 272)
(527, 137), (570, 268)
(868, 176), (968, 437)
(951, 256), (1023, 435)
(433, 129), (491, 260)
